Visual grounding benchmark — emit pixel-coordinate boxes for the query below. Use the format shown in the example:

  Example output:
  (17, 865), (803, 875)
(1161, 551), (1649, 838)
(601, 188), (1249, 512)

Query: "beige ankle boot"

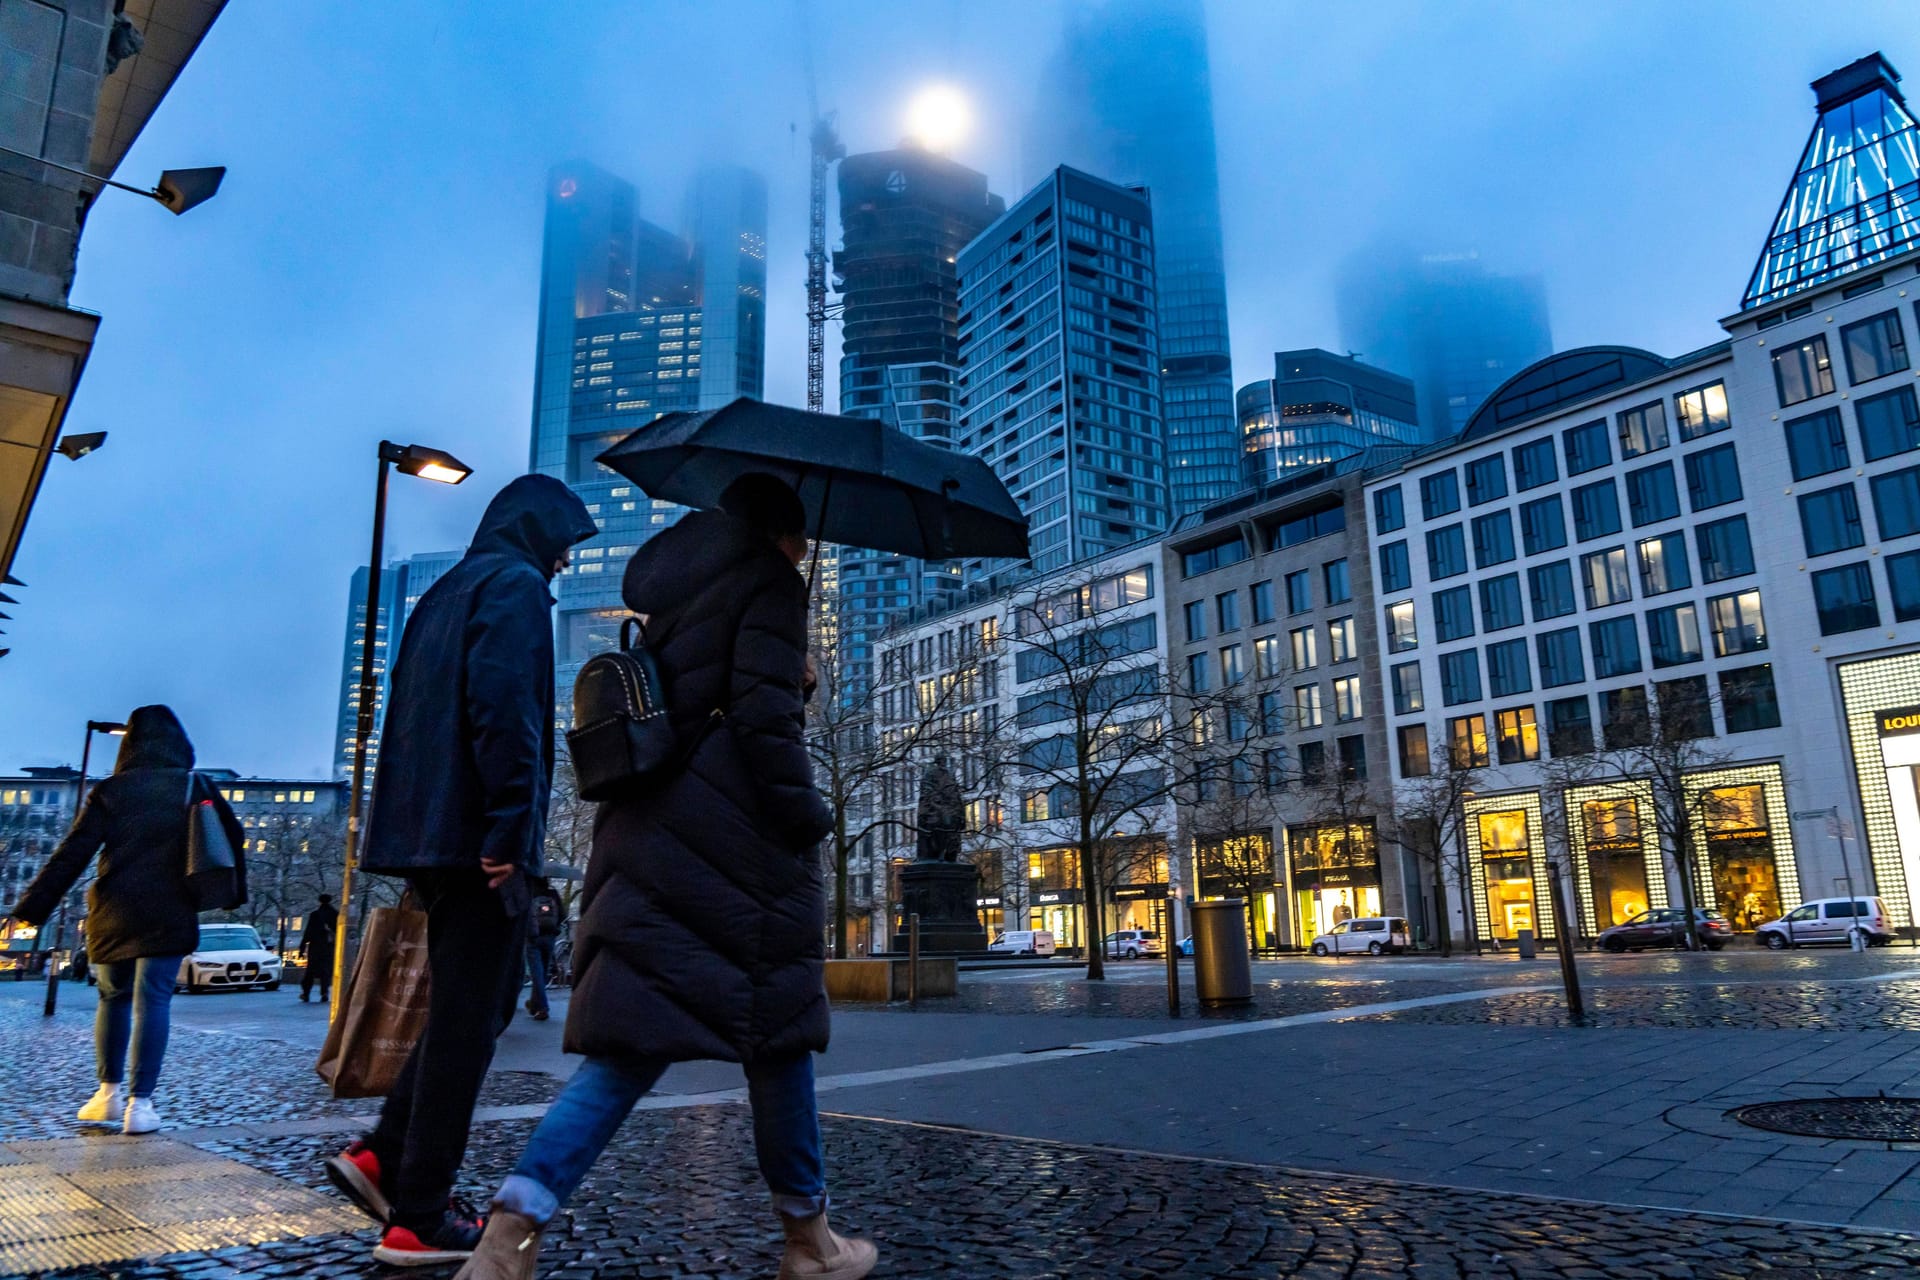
(452, 1210), (544, 1280)
(777, 1209), (878, 1280)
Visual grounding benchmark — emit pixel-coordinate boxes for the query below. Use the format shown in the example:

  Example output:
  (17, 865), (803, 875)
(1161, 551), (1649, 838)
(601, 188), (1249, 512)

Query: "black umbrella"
(596, 399), (1030, 563)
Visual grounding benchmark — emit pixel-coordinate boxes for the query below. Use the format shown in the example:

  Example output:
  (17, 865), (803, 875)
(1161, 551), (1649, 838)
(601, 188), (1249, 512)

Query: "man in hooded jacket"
(324, 474), (595, 1268)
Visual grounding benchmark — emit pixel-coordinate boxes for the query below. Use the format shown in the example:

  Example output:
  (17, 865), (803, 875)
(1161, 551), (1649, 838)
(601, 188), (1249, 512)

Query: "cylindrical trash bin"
(1516, 927), (1537, 960)
(1190, 899), (1253, 1007)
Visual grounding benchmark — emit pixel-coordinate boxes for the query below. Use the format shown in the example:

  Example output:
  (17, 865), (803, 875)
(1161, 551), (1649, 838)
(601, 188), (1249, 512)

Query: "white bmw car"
(176, 923), (282, 994)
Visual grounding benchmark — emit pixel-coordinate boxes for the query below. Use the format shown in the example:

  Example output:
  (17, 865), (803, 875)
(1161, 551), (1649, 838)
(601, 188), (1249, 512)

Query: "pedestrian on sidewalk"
(523, 879), (560, 1021)
(297, 893), (337, 1004)
(322, 474), (595, 1269)
(456, 474), (877, 1280)
(7, 705), (244, 1136)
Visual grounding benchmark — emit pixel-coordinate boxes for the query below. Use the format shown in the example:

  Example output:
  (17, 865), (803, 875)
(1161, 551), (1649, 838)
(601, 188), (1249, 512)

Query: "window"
(1334, 675), (1363, 722)
(1187, 652), (1211, 692)
(1529, 560), (1577, 620)
(1182, 535), (1249, 576)
(1324, 559), (1351, 604)
(1784, 408), (1849, 480)
(1546, 696), (1594, 755)
(1466, 455), (1508, 505)
(1871, 466), (1920, 540)
(1536, 629), (1582, 690)
(1889, 549), (1920, 621)
(1337, 734), (1368, 781)
(1520, 495), (1567, 554)
(1290, 625), (1319, 669)
(1572, 480), (1622, 541)
(1220, 644), (1246, 685)
(1676, 380), (1731, 441)
(1625, 463), (1680, 527)
(1812, 562), (1879, 634)
(1602, 686), (1651, 749)
(1684, 443), (1743, 511)
(1617, 401), (1670, 458)
(1294, 683), (1324, 728)
(1637, 531), (1691, 596)
(1858, 387), (1920, 461)
(1285, 570), (1312, 614)
(1487, 638), (1532, 697)
(1707, 589), (1767, 656)
(1513, 437), (1558, 490)
(1772, 334), (1835, 406)
(1260, 691), (1286, 735)
(1183, 600), (1206, 642)
(1582, 547), (1632, 609)
(1440, 650), (1481, 706)
(1391, 661), (1424, 714)
(1589, 616), (1642, 678)
(1249, 579), (1275, 625)
(1298, 741), (1327, 782)
(1496, 706), (1540, 764)
(1564, 419), (1611, 474)
(1647, 602), (1702, 668)
(1427, 525), (1467, 579)
(1721, 665), (1783, 732)
(1656, 675), (1714, 740)
(1434, 586), (1475, 642)
(1374, 485), (1405, 533)
(1471, 510), (1516, 567)
(1421, 471), (1460, 519)
(1255, 633), (1283, 678)
(1480, 573), (1525, 631)
(1378, 541), (1411, 592)
(1272, 503), (1345, 549)
(1216, 591), (1240, 632)
(1697, 515), (1755, 582)
(1328, 616), (1356, 662)
(1799, 484), (1866, 555)
(1398, 724), (1431, 777)
(1841, 310), (1909, 384)
(1449, 714), (1490, 768)
(1386, 600), (1418, 652)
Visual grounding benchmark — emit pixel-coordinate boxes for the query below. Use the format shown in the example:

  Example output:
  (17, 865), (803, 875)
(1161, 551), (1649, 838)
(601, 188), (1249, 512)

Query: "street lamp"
(330, 441), (471, 1019)
(0, 145), (225, 216)
(43, 719), (126, 1016)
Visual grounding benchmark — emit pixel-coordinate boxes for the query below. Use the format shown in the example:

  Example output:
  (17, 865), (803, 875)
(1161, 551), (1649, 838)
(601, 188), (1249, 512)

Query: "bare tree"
(1385, 751), (1485, 956)
(1184, 748), (1282, 949)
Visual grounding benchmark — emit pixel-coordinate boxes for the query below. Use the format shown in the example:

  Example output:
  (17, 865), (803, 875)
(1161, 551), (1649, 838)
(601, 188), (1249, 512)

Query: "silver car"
(176, 923), (282, 993)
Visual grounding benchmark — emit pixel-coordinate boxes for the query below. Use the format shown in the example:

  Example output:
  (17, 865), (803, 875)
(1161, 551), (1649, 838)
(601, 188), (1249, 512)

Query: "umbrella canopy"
(597, 399), (1030, 561)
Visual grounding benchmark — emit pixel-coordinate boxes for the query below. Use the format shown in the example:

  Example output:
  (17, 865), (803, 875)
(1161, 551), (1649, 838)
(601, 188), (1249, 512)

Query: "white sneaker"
(122, 1097), (161, 1134)
(77, 1083), (123, 1125)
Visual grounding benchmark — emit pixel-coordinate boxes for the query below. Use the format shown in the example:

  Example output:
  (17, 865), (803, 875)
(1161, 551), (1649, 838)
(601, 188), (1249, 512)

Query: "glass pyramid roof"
(1743, 53), (1920, 310)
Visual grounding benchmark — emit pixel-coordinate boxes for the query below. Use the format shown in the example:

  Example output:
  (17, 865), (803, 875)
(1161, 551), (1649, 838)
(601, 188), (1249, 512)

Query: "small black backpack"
(567, 618), (677, 801)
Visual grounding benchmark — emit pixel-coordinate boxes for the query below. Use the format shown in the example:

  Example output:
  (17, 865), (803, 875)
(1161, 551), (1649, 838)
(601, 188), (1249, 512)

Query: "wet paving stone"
(1366, 980), (1920, 1032)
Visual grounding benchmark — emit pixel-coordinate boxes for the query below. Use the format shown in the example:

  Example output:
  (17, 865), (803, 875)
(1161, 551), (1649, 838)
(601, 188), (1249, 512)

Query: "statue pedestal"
(890, 861), (988, 953)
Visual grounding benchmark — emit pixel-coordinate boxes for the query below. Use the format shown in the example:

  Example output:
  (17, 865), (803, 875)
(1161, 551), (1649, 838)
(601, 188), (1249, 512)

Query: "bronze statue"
(914, 755), (965, 862)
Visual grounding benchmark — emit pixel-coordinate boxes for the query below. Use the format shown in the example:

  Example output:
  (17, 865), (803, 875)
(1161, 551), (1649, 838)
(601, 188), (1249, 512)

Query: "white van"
(1756, 897), (1895, 949)
(988, 929), (1056, 956)
(1309, 917), (1411, 956)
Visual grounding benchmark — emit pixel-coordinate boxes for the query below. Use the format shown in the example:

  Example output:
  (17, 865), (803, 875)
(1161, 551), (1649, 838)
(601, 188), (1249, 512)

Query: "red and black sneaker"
(324, 1140), (392, 1224)
(372, 1201), (487, 1268)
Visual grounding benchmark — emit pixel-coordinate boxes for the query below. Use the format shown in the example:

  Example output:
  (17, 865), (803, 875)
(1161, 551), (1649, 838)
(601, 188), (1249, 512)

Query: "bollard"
(1164, 919), (1181, 1018)
(908, 913), (920, 1008)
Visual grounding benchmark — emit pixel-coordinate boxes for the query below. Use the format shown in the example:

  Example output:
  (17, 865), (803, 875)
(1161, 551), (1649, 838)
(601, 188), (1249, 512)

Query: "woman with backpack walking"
(8, 705), (244, 1134)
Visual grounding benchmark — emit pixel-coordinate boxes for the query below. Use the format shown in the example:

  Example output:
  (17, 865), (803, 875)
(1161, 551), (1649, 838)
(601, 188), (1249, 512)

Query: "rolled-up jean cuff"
(772, 1191), (829, 1220)
(495, 1174), (561, 1226)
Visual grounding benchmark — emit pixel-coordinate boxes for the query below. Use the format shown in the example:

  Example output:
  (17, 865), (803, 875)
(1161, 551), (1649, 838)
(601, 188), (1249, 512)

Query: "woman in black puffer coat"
(460, 475), (876, 1280)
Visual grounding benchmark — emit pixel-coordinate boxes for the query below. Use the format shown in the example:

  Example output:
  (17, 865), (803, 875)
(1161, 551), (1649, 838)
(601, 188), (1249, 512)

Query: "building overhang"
(89, 0), (228, 180)
(0, 296), (100, 587)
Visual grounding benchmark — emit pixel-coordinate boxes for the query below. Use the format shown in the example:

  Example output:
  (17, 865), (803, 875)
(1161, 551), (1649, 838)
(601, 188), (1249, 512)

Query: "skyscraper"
(957, 166), (1166, 580)
(1025, 0), (1237, 515)
(1237, 350), (1421, 487)
(833, 147), (1004, 685)
(1336, 248), (1554, 442)
(528, 161), (768, 699)
(331, 549), (463, 779)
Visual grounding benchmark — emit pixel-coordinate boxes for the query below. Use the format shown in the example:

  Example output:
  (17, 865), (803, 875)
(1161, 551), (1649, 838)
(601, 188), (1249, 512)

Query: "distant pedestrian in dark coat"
(297, 894), (338, 1003)
(523, 879), (561, 1021)
(455, 474), (875, 1280)
(8, 706), (243, 1135)
(323, 474), (595, 1270)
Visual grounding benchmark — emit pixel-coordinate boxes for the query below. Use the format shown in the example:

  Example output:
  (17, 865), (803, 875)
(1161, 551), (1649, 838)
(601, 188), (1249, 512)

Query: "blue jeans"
(94, 955), (184, 1097)
(496, 1054), (826, 1225)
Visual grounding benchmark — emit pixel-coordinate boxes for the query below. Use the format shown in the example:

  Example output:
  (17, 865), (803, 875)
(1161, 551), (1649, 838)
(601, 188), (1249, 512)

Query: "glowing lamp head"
(905, 85), (972, 153)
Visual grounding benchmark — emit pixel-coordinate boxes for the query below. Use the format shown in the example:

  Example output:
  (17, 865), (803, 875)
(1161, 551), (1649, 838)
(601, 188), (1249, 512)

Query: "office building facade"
(1238, 350), (1422, 487)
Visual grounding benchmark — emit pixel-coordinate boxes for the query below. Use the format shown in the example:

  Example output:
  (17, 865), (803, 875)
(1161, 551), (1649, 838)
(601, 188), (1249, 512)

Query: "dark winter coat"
(12, 706), (244, 967)
(565, 509), (834, 1067)
(298, 903), (338, 958)
(359, 475), (595, 892)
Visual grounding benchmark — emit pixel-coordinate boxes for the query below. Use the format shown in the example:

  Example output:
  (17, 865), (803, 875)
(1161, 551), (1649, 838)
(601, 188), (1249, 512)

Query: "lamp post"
(329, 442), (471, 1020)
(44, 719), (126, 1016)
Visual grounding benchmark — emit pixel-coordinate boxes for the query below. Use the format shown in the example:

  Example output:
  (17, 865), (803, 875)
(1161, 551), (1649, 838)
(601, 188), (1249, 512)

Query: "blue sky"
(2, 0), (1911, 776)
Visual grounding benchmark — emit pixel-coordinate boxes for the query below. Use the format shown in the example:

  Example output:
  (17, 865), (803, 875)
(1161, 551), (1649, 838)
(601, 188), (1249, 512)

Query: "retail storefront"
(1567, 781), (1665, 932)
(975, 894), (1005, 937)
(1025, 846), (1084, 950)
(1684, 765), (1799, 932)
(1196, 832), (1281, 950)
(1110, 882), (1173, 940)
(1464, 793), (1552, 944)
(1285, 822), (1380, 947)
(1838, 653), (1920, 929)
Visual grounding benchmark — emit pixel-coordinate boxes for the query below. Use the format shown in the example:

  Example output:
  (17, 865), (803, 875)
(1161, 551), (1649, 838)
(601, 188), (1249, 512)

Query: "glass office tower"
(1238, 349), (1421, 486)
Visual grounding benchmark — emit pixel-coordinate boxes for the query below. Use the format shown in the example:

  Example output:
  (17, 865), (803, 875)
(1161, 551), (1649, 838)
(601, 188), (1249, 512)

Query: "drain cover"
(1729, 1096), (1920, 1142)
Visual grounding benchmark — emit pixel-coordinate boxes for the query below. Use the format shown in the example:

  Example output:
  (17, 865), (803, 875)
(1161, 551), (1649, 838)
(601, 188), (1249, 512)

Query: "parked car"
(1176, 935), (1194, 956)
(988, 929), (1056, 957)
(1755, 897), (1895, 949)
(1103, 929), (1165, 959)
(1596, 907), (1730, 952)
(1309, 917), (1411, 956)
(176, 923), (282, 994)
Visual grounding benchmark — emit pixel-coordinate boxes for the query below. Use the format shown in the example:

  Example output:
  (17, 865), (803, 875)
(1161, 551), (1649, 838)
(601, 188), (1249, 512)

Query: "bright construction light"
(413, 462), (469, 485)
(905, 85), (972, 153)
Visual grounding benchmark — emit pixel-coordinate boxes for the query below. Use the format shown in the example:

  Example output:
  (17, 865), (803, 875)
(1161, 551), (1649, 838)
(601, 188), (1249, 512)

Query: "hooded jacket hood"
(469, 474), (598, 579)
(114, 705), (194, 773)
(623, 508), (791, 619)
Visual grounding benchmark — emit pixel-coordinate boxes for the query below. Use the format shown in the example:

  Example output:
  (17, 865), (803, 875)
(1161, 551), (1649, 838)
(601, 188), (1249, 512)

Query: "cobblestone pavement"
(1367, 979), (1920, 1032)
(12, 1109), (1920, 1279)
